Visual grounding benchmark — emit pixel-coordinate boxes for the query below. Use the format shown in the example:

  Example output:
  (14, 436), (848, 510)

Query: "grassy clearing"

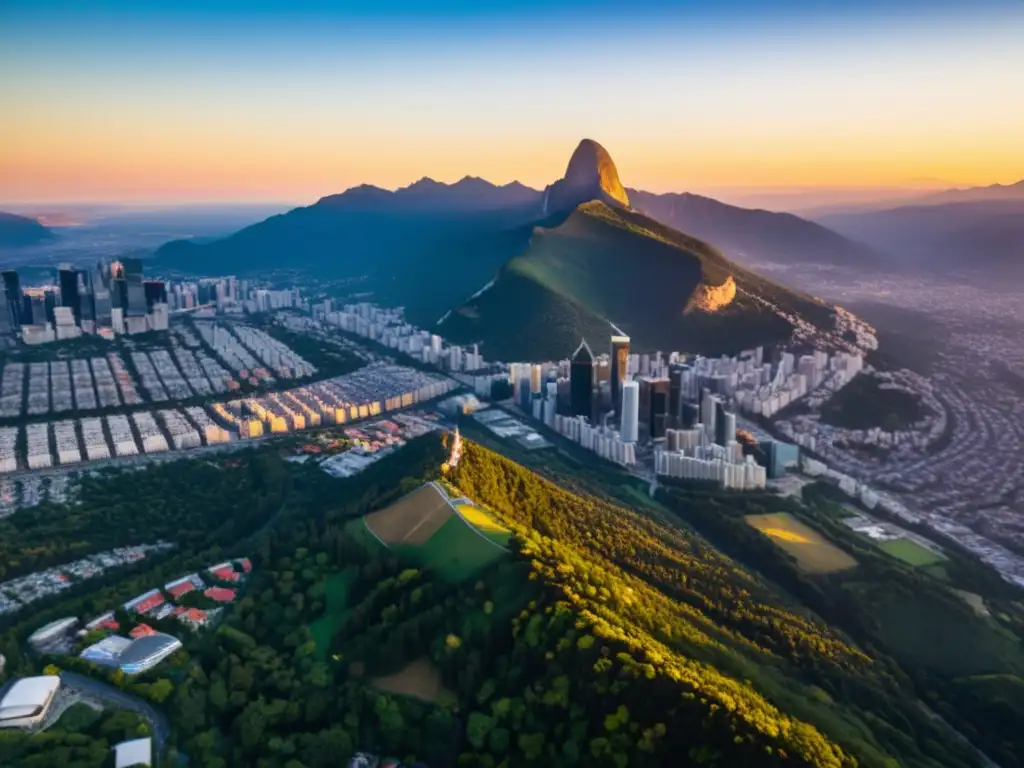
(372, 657), (453, 704)
(870, 591), (1024, 676)
(745, 512), (858, 574)
(877, 537), (946, 567)
(309, 567), (358, 659)
(394, 512), (506, 583)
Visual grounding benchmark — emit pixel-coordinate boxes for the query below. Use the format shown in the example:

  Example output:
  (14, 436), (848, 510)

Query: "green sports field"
(393, 512), (507, 582)
(876, 537), (946, 567)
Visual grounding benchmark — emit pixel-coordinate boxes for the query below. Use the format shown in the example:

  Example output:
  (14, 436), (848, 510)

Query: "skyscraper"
(610, 335), (629, 422)
(702, 391), (720, 439)
(122, 258), (146, 317)
(648, 377), (670, 440)
(570, 338), (594, 419)
(58, 265), (80, 323)
(143, 281), (168, 311)
(1, 271), (21, 329)
(716, 410), (737, 447)
(669, 364), (687, 428)
(620, 380), (640, 443)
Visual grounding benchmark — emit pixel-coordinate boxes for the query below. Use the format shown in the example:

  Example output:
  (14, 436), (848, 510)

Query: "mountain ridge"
(0, 211), (56, 248)
(628, 189), (878, 266)
(438, 200), (840, 360)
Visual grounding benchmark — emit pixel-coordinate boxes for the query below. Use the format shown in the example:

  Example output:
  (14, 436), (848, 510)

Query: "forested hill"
(6, 433), (1001, 767)
(444, 438), (982, 768)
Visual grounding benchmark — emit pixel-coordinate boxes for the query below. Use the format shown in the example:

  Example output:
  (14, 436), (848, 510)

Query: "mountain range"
(156, 139), (875, 358)
(0, 212), (55, 248)
(817, 197), (1024, 271)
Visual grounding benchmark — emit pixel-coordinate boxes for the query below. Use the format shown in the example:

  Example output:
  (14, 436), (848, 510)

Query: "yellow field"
(455, 503), (509, 536)
(745, 513), (857, 574)
(372, 658), (451, 703)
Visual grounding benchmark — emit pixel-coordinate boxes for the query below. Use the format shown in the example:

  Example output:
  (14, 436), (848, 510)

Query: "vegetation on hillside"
(819, 374), (928, 431)
(440, 202), (836, 360)
(3, 431), (1020, 766)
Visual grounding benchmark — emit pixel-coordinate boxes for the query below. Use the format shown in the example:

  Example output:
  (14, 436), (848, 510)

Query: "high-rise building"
(620, 380), (640, 443)
(570, 338), (594, 419)
(701, 390), (719, 437)
(681, 402), (700, 430)
(610, 335), (629, 421)
(58, 266), (81, 323)
(122, 258), (147, 316)
(0, 290), (12, 336)
(716, 410), (737, 447)
(648, 378), (670, 440)
(2, 271), (22, 328)
(93, 266), (112, 330)
(669, 365), (688, 428)
(764, 439), (801, 479)
(143, 281), (167, 311)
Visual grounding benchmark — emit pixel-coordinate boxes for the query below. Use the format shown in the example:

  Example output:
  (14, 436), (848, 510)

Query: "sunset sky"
(2, 0), (1023, 203)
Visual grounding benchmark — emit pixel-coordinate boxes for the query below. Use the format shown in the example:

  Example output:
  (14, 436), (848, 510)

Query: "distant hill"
(911, 178), (1024, 205)
(439, 200), (838, 361)
(0, 212), (55, 247)
(156, 178), (544, 325)
(818, 199), (1024, 270)
(629, 189), (878, 266)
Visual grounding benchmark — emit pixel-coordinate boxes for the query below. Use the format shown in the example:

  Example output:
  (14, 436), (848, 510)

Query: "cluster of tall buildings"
(166, 277), (302, 315)
(505, 335), (807, 490)
(0, 259), (170, 344)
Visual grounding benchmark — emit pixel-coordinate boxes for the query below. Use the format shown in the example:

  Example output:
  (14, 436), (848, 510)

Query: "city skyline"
(3, 0), (1023, 202)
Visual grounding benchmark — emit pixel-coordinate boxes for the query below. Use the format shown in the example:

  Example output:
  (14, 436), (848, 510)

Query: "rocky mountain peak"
(543, 139), (630, 215)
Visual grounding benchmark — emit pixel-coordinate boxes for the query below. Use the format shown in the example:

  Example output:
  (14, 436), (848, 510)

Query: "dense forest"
(2, 432), (1020, 766)
(0, 703), (151, 767)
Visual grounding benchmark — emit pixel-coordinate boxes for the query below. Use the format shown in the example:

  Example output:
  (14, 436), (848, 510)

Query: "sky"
(2, 0), (1023, 204)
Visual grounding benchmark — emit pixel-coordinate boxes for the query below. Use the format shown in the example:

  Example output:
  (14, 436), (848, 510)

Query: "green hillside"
(439, 201), (838, 360)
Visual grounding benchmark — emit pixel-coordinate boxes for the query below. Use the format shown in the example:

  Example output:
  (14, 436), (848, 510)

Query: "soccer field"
(745, 512), (858, 574)
(877, 537), (946, 567)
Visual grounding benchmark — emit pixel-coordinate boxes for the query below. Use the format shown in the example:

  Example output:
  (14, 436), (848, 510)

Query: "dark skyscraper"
(610, 335), (629, 421)
(122, 257), (147, 316)
(681, 402), (699, 430)
(669, 364), (687, 428)
(1, 271), (21, 328)
(648, 378), (670, 440)
(143, 280), (168, 310)
(58, 266), (81, 322)
(570, 338), (595, 419)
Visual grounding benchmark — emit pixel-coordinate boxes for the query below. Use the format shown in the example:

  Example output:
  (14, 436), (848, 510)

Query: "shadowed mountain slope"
(0, 212), (55, 248)
(439, 201), (837, 360)
(629, 189), (878, 267)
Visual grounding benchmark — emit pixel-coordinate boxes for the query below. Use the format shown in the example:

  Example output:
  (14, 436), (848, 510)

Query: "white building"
(0, 676), (61, 729)
(620, 380), (639, 443)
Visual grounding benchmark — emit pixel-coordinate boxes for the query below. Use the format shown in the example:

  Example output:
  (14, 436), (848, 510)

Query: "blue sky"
(3, 0), (1022, 202)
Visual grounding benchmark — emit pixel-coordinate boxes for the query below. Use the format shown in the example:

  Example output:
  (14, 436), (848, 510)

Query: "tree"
(467, 711), (496, 750)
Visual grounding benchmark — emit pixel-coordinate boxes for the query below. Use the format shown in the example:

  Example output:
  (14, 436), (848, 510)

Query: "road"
(59, 670), (171, 752)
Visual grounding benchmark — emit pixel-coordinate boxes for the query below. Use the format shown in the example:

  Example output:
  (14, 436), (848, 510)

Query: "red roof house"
(204, 587), (237, 603)
(130, 623), (156, 639)
(167, 580), (195, 599)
